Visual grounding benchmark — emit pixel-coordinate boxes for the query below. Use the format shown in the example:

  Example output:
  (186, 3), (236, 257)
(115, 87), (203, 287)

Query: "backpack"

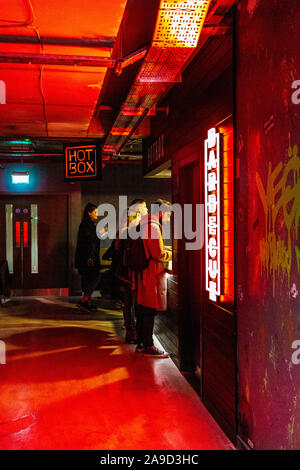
(123, 221), (160, 272)
(123, 236), (149, 272)
(114, 230), (149, 283)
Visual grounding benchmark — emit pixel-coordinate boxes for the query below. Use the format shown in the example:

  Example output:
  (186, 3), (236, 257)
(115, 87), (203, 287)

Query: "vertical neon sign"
(204, 127), (221, 302)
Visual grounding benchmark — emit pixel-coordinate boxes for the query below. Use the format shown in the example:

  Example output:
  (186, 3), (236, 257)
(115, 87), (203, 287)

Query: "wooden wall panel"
(150, 24), (237, 441)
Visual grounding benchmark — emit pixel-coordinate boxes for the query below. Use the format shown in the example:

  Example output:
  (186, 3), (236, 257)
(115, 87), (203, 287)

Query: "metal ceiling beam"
(0, 35), (116, 49)
(0, 159), (59, 163)
(0, 137), (96, 142)
(104, 159), (141, 164)
(0, 153), (63, 157)
(0, 51), (116, 68)
(115, 46), (148, 75)
(0, 46), (148, 71)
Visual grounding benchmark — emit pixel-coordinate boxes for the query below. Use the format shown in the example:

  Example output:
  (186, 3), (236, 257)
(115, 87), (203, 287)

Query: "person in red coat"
(135, 199), (172, 357)
(114, 199), (148, 343)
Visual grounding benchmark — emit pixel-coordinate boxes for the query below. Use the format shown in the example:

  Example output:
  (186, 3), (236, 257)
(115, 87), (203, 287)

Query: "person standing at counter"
(75, 203), (104, 313)
(114, 199), (148, 343)
(135, 199), (172, 358)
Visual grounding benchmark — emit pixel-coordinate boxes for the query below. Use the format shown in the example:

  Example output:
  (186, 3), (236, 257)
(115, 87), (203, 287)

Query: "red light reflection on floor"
(0, 298), (232, 450)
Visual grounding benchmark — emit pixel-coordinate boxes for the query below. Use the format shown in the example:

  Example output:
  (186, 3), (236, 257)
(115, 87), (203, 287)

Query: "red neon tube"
(16, 221), (20, 248)
(23, 221), (28, 248)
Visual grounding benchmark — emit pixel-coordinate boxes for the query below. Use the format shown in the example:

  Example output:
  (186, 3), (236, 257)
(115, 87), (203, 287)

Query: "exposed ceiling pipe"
(0, 155), (141, 164)
(0, 158), (60, 163)
(0, 51), (116, 68)
(0, 153), (62, 157)
(114, 108), (149, 158)
(103, 159), (142, 164)
(0, 47), (147, 71)
(0, 35), (116, 48)
(115, 47), (148, 76)
(114, 154), (143, 159)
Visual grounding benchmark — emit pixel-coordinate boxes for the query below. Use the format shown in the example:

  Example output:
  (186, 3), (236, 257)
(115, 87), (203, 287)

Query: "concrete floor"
(0, 297), (234, 450)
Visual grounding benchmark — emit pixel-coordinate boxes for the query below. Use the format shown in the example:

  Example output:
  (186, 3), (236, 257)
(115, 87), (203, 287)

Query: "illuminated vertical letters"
(204, 128), (221, 301)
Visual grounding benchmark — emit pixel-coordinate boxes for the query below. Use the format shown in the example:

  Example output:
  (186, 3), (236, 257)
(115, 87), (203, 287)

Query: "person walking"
(0, 260), (10, 305)
(75, 203), (103, 313)
(135, 199), (172, 358)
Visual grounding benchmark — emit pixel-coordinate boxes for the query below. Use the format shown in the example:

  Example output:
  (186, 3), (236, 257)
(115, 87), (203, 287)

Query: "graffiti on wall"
(256, 144), (300, 294)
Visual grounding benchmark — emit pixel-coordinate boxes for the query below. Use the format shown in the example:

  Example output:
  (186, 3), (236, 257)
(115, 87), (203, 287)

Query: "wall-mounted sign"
(11, 171), (29, 184)
(204, 127), (221, 302)
(143, 134), (167, 175)
(64, 142), (102, 182)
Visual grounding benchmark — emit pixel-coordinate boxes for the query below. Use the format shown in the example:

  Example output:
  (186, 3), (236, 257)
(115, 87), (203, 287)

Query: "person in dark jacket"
(75, 203), (104, 313)
(114, 199), (148, 343)
(0, 260), (10, 305)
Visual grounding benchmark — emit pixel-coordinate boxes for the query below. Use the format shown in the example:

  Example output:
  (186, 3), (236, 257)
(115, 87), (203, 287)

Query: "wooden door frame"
(175, 153), (203, 386)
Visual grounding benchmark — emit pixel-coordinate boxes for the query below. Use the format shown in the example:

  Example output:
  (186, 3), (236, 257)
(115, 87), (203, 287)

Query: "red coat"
(136, 215), (172, 311)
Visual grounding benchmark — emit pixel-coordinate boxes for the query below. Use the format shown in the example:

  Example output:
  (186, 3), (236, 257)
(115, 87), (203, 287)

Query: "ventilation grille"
(138, 47), (189, 82)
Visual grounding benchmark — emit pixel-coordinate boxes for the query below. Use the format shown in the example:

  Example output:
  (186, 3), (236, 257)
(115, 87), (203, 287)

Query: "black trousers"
(136, 305), (157, 348)
(0, 260), (10, 297)
(81, 268), (101, 297)
(120, 283), (135, 331)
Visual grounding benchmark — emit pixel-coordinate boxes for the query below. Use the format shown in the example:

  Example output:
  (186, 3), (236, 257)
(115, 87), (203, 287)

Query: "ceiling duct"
(103, 0), (212, 158)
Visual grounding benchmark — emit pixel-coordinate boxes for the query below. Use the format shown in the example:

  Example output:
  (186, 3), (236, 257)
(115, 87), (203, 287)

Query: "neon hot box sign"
(64, 142), (102, 182)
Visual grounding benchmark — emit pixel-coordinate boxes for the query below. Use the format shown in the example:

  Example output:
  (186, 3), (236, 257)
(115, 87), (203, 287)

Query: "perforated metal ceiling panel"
(153, 0), (211, 48)
(103, 0), (212, 156)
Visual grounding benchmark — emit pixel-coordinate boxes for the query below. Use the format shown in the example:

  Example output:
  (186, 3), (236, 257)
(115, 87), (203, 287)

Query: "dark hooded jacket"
(135, 214), (172, 311)
(75, 218), (100, 273)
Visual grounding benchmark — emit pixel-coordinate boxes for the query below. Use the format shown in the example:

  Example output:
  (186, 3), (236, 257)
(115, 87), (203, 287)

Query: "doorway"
(177, 148), (237, 442)
(178, 159), (202, 378)
(0, 195), (68, 292)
